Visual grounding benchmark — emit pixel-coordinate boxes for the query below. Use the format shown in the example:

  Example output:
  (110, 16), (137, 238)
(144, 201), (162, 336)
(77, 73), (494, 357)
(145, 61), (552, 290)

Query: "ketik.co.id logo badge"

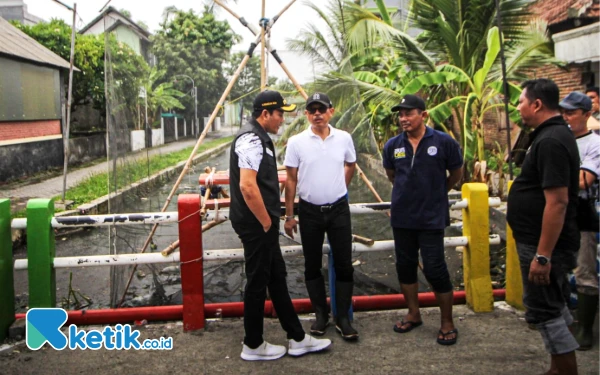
(26, 308), (173, 350)
(26, 308), (68, 350)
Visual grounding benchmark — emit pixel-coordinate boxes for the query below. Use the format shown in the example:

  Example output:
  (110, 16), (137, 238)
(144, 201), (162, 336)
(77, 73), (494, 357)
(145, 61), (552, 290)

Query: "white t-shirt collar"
(308, 124), (335, 139)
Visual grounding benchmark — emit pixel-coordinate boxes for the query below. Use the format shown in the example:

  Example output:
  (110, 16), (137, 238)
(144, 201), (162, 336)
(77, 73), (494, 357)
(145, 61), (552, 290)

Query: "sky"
(21, 0), (328, 83)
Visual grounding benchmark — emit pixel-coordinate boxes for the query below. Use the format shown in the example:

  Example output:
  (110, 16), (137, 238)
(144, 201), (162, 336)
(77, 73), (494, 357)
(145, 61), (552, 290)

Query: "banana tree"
(140, 67), (186, 127)
(398, 27), (523, 179)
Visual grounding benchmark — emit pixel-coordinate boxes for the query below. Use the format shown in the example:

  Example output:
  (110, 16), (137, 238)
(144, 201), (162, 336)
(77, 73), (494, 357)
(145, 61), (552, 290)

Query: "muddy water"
(13, 147), (501, 312)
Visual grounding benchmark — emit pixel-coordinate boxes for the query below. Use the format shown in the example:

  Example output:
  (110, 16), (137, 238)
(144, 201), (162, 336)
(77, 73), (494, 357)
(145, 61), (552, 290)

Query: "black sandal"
(393, 320), (423, 333)
(436, 329), (458, 345)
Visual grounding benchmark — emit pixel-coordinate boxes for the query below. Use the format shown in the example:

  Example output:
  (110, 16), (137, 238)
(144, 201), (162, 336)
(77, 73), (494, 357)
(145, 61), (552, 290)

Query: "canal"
(12, 146), (502, 311)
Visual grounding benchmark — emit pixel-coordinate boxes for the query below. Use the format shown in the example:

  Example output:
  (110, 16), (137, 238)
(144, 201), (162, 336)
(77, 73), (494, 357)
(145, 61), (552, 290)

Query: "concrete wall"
(115, 25), (141, 55)
(152, 128), (163, 147)
(0, 138), (63, 183)
(70, 104), (103, 132)
(131, 130), (145, 151)
(68, 134), (106, 165)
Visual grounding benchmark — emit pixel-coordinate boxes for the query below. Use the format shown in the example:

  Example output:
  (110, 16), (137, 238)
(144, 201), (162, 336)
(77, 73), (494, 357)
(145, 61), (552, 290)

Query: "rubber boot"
(306, 276), (329, 336)
(335, 281), (359, 341)
(575, 293), (598, 350)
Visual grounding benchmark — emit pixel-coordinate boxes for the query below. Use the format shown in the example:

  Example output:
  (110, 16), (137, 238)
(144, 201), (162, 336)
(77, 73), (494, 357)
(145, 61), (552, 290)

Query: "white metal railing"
(13, 235), (501, 270)
(10, 198), (502, 229)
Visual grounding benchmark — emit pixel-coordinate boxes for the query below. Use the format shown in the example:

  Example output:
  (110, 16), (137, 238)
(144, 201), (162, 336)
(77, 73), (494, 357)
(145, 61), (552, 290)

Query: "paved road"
(0, 304), (597, 374)
(0, 127), (237, 203)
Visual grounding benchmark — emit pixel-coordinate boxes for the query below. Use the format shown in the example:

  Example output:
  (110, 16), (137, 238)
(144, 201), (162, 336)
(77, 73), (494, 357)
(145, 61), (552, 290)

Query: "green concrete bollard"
(0, 199), (15, 341)
(461, 183), (494, 312)
(27, 199), (56, 308)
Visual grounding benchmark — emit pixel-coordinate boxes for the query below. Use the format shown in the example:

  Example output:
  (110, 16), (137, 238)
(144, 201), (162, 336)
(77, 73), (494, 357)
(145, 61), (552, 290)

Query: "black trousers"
(392, 227), (453, 293)
(298, 198), (354, 282)
(232, 216), (305, 348)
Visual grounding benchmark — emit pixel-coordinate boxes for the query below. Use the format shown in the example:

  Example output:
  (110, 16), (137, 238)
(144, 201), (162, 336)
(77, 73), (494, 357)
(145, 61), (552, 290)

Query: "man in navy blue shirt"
(382, 95), (463, 345)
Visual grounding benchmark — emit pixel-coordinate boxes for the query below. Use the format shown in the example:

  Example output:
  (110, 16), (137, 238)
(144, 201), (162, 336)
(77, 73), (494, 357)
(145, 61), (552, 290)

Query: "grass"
(60, 137), (233, 206)
(11, 137), (232, 218)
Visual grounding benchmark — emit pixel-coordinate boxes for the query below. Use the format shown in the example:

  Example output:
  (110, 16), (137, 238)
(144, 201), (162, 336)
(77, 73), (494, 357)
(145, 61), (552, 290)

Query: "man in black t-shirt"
(507, 79), (580, 374)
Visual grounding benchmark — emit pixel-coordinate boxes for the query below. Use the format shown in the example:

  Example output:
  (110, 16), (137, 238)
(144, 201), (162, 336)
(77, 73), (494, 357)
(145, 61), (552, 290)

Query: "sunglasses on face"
(306, 106), (329, 114)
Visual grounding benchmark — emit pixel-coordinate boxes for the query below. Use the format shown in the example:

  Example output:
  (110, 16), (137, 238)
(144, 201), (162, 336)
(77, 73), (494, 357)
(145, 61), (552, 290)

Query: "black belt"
(300, 196), (347, 212)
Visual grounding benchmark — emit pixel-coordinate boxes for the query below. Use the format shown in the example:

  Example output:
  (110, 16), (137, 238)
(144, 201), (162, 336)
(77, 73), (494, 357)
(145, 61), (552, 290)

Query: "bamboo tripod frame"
(117, 0), (385, 306)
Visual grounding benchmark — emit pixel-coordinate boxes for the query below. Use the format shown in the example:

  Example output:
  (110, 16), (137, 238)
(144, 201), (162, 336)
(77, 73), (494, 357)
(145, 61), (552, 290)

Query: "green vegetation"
(58, 137), (232, 207)
(283, 0), (560, 184)
(12, 19), (146, 129)
(152, 6), (240, 120)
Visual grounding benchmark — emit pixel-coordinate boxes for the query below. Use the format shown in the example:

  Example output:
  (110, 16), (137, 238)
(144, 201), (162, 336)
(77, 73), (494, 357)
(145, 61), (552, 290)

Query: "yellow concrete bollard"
(461, 183), (494, 312)
(504, 181), (524, 310)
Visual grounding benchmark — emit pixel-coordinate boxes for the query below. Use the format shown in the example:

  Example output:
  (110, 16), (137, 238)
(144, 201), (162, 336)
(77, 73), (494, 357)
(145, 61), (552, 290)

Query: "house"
(0, 16), (72, 183)
(534, 0), (600, 94)
(0, 0), (42, 26)
(79, 6), (152, 63)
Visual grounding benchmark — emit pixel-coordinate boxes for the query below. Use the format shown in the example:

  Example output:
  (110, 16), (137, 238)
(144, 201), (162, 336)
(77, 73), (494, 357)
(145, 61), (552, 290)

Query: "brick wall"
(532, 0), (594, 24)
(482, 63), (585, 149)
(0, 120), (61, 142)
(533, 63), (587, 96)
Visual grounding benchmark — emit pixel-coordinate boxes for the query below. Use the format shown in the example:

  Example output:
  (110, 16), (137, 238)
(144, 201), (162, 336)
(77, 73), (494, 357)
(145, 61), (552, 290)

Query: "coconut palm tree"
(331, 0), (560, 177)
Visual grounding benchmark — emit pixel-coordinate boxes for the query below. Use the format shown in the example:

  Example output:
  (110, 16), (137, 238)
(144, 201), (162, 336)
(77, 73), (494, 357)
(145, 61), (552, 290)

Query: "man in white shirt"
(284, 92), (359, 340)
(560, 91), (600, 351)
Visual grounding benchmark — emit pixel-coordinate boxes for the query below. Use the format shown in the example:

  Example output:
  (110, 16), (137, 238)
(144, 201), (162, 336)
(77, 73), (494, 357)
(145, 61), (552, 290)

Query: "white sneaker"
(240, 341), (286, 361)
(288, 334), (332, 357)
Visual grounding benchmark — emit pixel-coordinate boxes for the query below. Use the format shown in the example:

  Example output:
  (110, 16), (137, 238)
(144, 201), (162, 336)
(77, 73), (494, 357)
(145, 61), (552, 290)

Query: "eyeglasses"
(306, 106), (329, 114)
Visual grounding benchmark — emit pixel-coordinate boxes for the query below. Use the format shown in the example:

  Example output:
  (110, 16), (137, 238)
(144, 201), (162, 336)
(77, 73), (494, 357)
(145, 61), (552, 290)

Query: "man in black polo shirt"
(230, 90), (331, 361)
(382, 95), (463, 345)
(507, 79), (580, 374)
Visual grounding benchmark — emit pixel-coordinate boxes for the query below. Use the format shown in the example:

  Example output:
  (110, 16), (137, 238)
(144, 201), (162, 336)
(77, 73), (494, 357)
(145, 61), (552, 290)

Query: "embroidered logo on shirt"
(427, 146), (437, 156)
(266, 148), (274, 157)
(394, 147), (406, 159)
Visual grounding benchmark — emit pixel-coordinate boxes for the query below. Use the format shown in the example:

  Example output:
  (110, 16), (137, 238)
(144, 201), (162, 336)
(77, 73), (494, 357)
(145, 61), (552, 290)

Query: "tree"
(141, 67), (185, 127)
(151, 6), (240, 119)
(13, 19), (149, 131)
(331, 0), (559, 176)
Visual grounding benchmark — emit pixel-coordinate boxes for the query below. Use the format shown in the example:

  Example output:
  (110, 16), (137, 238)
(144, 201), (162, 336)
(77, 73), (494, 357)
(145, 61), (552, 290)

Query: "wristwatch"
(534, 254), (550, 266)
(285, 215), (295, 222)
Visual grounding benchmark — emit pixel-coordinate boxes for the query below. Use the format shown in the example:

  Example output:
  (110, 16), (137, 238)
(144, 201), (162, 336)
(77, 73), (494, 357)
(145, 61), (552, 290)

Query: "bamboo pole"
(160, 216), (228, 256)
(355, 164), (384, 203)
(161, 240), (180, 257)
(61, 2), (76, 203)
(260, 0), (266, 90)
(352, 234), (374, 246)
(117, 47), (257, 307)
(200, 167), (215, 218)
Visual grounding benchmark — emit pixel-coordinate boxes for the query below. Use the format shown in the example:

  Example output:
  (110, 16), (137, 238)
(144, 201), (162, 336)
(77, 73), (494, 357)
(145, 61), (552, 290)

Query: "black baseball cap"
(560, 92), (592, 112)
(253, 90), (297, 112)
(391, 95), (426, 112)
(306, 92), (333, 108)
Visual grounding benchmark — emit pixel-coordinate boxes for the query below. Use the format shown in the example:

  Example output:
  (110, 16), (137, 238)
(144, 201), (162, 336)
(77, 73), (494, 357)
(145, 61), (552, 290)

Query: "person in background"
(560, 91), (600, 351)
(585, 87), (600, 135)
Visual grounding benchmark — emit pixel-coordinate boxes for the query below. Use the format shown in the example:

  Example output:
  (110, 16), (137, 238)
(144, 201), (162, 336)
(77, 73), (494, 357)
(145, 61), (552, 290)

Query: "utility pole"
(173, 75), (197, 136)
(53, 0), (76, 204)
(194, 86), (199, 135)
(495, 0), (514, 180)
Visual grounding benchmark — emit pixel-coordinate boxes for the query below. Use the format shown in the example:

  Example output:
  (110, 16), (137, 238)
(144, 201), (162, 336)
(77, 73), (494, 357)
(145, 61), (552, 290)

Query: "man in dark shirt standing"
(507, 79), (580, 374)
(230, 90), (331, 361)
(382, 95), (463, 345)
